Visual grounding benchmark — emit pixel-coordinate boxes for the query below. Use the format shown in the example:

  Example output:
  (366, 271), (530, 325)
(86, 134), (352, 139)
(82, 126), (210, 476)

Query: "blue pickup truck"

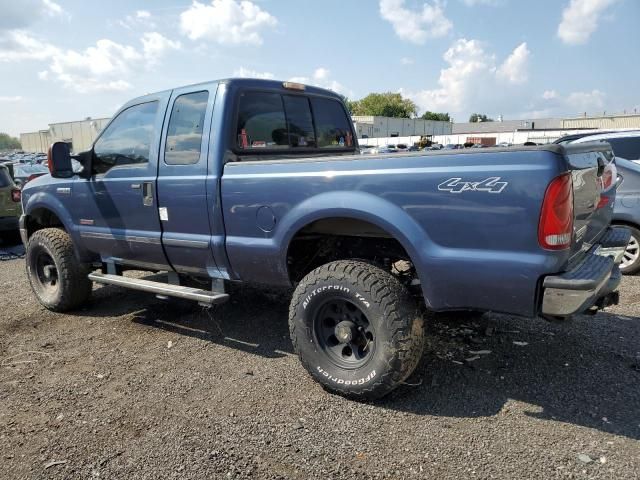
(20, 78), (629, 399)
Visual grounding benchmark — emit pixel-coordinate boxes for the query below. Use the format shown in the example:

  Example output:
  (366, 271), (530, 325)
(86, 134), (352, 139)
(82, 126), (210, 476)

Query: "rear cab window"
(235, 90), (355, 158)
(607, 137), (640, 162)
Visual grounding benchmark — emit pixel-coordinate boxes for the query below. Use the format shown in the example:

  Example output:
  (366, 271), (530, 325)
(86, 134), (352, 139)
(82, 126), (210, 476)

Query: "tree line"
(0, 133), (21, 150)
(345, 92), (492, 123)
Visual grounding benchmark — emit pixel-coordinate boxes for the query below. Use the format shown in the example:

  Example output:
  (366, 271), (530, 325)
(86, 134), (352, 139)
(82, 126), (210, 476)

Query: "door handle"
(142, 182), (154, 207)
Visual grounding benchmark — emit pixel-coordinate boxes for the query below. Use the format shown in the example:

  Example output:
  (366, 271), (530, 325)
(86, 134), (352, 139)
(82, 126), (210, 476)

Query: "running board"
(88, 272), (229, 306)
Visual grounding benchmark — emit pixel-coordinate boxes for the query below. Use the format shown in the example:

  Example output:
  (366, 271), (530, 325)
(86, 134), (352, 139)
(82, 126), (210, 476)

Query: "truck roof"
(130, 78), (344, 105)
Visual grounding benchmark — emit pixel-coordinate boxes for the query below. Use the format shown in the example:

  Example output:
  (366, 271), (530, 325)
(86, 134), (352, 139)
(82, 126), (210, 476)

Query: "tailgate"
(563, 142), (616, 263)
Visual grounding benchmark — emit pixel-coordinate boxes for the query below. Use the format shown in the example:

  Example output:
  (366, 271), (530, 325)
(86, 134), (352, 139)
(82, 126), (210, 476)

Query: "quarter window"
(165, 91), (209, 165)
(237, 92), (288, 150)
(310, 97), (353, 149)
(93, 102), (158, 174)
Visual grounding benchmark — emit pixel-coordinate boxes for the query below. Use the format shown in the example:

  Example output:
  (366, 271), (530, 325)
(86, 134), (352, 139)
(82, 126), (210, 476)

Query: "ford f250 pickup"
(20, 78), (629, 399)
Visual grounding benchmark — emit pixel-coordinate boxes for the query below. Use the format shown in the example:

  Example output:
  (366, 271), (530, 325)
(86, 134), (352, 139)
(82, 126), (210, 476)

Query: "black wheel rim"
(33, 249), (59, 296)
(313, 298), (375, 369)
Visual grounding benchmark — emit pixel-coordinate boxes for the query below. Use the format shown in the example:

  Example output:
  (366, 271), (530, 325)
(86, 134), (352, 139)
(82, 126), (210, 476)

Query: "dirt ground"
(1, 237), (639, 479)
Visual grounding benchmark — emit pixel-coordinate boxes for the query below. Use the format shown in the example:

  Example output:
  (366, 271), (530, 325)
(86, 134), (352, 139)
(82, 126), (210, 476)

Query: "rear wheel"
(619, 226), (640, 275)
(289, 260), (424, 399)
(26, 228), (92, 311)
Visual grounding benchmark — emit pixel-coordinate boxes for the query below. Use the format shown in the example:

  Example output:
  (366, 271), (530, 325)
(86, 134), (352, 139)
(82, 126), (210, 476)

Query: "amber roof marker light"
(282, 82), (305, 91)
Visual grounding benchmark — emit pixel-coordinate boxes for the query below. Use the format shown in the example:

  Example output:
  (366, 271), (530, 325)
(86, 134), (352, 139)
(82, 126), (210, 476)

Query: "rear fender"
(277, 191), (436, 307)
(23, 191), (93, 261)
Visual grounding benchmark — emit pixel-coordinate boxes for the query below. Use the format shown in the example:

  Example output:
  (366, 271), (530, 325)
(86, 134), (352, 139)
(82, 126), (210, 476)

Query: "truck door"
(156, 84), (221, 276)
(76, 93), (170, 270)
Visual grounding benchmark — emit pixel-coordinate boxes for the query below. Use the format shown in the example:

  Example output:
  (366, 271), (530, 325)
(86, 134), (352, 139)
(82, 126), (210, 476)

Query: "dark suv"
(0, 163), (21, 237)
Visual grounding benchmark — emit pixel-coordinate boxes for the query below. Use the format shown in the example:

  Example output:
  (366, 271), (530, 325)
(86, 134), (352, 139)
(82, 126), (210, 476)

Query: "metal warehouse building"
(352, 115), (452, 138)
(20, 117), (110, 153)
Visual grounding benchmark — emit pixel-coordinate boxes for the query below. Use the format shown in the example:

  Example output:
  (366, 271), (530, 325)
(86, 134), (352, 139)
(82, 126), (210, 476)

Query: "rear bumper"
(541, 226), (630, 317)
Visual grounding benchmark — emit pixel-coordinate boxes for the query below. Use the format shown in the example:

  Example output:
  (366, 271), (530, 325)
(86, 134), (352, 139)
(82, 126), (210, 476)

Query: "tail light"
(539, 173), (573, 250)
(11, 188), (21, 203)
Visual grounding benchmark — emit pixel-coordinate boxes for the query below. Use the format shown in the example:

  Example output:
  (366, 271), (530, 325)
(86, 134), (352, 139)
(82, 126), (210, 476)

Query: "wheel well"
(25, 208), (65, 239)
(612, 220), (639, 232)
(287, 217), (418, 284)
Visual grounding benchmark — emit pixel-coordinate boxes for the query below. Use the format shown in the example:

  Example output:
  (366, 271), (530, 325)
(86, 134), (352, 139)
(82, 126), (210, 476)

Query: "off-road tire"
(289, 260), (424, 400)
(26, 228), (92, 312)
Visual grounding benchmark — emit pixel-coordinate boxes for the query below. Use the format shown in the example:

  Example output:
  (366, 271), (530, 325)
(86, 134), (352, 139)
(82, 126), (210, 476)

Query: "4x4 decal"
(438, 177), (508, 194)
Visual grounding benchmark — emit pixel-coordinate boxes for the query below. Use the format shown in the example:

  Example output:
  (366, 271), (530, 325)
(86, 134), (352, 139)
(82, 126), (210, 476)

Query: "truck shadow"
(83, 282), (295, 359)
(381, 311), (640, 441)
(79, 283), (640, 440)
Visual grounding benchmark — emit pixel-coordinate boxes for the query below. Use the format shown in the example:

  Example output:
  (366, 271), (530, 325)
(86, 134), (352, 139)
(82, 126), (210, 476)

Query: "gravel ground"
(1, 237), (639, 479)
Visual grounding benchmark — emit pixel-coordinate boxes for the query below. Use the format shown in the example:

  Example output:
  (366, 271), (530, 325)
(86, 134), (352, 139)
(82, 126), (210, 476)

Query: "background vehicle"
(556, 130), (640, 273)
(12, 163), (49, 187)
(0, 164), (21, 237)
(20, 78), (627, 400)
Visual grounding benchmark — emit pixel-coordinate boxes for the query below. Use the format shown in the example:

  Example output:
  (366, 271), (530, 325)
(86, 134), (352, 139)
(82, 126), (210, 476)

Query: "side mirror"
(47, 142), (74, 178)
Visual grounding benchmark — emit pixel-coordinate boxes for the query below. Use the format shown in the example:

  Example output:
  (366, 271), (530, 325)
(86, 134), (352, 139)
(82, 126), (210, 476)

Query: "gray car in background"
(556, 131), (640, 273)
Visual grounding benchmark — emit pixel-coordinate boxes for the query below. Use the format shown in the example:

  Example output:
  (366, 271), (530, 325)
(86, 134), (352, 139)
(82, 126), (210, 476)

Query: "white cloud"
(566, 89), (606, 112)
(407, 39), (493, 112)
(42, 33), (180, 93)
(0, 31), (60, 62)
(542, 90), (558, 100)
(119, 9), (156, 30)
(0, 96), (23, 102)
(141, 32), (181, 62)
(400, 57), (414, 65)
(288, 67), (350, 96)
(180, 0), (277, 45)
(403, 38), (532, 120)
(496, 42), (529, 84)
(558, 0), (618, 45)
(233, 66), (275, 79)
(379, 0), (452, 44)
(42, 0), (64, 16)
(136, 10), (151, 19)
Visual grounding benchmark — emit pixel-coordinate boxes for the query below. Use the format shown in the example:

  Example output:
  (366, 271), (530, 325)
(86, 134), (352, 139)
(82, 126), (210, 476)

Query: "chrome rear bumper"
(541, 226), (630, 317)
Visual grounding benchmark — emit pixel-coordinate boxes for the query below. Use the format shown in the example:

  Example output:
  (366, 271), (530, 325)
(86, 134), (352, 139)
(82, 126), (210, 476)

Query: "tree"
(0, 133), (21, 150)
(468, 113), (494, 123)
(349, 92), (417, 118)
(421, 111), (451, 122)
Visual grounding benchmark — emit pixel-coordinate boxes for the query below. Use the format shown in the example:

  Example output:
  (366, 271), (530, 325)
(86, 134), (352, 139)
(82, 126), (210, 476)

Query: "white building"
(352, 115), (452, 139)
(20, 117), (110, 153)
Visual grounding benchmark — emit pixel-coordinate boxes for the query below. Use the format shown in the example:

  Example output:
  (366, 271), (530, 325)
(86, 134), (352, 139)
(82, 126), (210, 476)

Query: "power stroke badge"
(438, 176), (508, 194)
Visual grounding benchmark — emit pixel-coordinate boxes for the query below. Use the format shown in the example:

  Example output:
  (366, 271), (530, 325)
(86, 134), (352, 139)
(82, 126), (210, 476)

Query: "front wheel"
(619, 225), (640, 275)
(289, 260), (424, 400)
(26, 228), (92, 312)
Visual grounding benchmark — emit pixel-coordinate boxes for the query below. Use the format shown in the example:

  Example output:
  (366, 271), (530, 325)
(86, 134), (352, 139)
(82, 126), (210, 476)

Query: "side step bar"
(88, 272), (229, 306)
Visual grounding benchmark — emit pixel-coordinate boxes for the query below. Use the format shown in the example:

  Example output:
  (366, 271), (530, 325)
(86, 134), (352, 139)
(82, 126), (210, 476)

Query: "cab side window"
(165, 91), (209, 165)
(93, 101), (158, 174)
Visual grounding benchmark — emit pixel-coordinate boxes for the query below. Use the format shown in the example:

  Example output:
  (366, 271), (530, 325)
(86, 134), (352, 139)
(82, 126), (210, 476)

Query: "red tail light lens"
(11, 188), (21, 203)
(539, 173), (573, 250)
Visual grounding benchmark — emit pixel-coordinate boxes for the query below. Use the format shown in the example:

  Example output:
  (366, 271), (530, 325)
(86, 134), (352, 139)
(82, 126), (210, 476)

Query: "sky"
(0, 0), (638, 137)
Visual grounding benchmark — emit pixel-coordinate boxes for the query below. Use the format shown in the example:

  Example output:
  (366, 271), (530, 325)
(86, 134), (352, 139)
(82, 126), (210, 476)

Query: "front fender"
(23, 190), (93, 261)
